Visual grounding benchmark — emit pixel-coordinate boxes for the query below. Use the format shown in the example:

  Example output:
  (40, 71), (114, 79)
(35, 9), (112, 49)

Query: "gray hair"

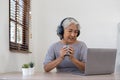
(62, 17), (80, 30)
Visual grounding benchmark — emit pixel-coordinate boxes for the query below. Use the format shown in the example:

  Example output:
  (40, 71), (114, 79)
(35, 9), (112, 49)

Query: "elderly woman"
(43, 17), (88, 73)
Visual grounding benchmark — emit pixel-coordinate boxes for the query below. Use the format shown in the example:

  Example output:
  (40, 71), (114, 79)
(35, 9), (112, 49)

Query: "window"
(9, 0), (31, 53)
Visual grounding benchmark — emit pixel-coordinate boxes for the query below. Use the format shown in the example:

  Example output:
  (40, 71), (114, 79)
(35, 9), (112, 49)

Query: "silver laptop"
(84, 48), (117, 75)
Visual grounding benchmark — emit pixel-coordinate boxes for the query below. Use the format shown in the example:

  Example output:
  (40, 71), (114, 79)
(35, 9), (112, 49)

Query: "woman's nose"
(71, 32), (76, 36)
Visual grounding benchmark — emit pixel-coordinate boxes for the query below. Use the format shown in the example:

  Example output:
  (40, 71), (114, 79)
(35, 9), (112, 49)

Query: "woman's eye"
(75, 31), (79, 33)
(68, 31), (72, 32)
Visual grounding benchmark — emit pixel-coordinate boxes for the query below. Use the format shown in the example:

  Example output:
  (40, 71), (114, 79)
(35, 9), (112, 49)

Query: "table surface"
(0, 72), (120, 80)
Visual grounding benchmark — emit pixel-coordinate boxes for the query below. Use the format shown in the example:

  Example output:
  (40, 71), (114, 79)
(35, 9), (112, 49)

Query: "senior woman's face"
(63, 23), (79, 44)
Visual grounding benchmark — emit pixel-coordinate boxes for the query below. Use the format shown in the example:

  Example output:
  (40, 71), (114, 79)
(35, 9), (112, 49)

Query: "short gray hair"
(62, 17), (80, 30)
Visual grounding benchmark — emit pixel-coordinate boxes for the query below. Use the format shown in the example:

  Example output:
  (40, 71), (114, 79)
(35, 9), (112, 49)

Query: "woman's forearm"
(44, 57), (64, 72)
(70, 57), (85, 71)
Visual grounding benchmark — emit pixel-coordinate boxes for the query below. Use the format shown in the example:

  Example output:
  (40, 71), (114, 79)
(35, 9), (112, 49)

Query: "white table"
(0, 72), (120, 80)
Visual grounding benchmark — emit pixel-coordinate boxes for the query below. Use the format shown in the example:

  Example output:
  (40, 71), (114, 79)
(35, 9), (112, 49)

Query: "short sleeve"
(43, 44), (56, 65)
(80, 42), (88, 63)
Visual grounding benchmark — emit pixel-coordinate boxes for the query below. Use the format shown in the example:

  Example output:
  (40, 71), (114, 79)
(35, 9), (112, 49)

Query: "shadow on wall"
(115, 22), (120, 73)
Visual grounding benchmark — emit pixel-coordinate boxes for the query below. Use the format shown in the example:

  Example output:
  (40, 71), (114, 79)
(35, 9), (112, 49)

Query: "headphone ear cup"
(57, 25), (64, 39)
(77, 30), (80, 37)
(57, 18), (68, 40)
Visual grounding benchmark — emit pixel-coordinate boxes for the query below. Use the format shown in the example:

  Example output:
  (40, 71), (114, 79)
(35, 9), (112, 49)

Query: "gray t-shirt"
(43, 41), (88, 73)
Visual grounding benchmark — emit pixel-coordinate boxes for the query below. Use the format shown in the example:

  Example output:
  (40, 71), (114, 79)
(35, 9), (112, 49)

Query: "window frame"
(9, 0), (31, 53)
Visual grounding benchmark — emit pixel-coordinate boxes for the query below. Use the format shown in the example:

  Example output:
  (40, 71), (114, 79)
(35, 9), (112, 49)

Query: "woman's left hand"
(68, 46), (74, 59)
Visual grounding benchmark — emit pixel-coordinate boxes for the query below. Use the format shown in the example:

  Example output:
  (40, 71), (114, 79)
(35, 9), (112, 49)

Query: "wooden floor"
(0, 72), (120, 80)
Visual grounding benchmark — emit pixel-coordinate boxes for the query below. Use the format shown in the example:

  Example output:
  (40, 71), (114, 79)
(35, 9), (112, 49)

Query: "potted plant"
(22, 62), (35, 76)
(22, 64), (29, 76)
(28, 62), (35, 75)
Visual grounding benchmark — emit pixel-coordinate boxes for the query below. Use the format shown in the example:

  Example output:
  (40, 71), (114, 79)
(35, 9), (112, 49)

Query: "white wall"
(0, 0), (120, 73)
(0, 0), (33, 73)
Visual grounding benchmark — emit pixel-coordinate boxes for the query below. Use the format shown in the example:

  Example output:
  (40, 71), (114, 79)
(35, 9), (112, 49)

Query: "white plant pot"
(29, 67), (35, 75)
(22, 68), (29, 76)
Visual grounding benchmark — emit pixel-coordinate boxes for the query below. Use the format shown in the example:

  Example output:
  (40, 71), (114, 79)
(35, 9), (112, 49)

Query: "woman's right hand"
(59, 47), (68, 59)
